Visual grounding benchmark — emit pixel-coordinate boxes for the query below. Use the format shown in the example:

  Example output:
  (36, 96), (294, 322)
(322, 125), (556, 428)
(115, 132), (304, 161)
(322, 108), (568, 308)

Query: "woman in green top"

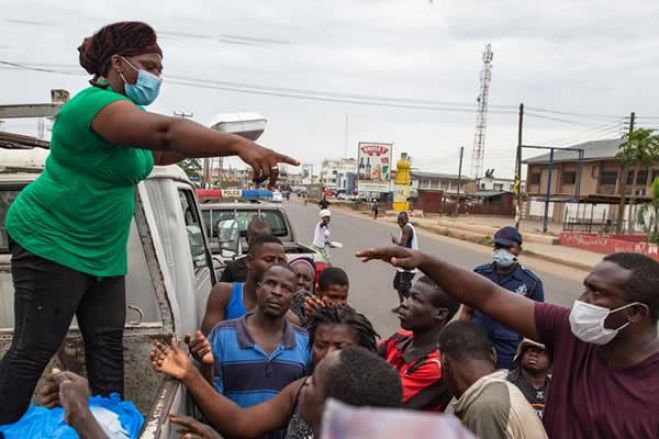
(0, 21), (297, 424)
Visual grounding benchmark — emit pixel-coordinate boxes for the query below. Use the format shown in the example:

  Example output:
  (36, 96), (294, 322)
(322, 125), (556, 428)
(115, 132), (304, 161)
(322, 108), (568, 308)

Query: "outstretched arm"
(356, 247), (538, 340)
(151, 339), (301, 438)
(93, 101), (298, 187)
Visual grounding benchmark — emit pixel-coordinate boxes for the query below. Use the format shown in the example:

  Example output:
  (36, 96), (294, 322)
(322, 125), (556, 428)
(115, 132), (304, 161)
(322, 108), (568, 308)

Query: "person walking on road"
(0, 21), (298, 424)
(319, 195), (330, 210)
(312, 210), (333, 266)
(391, 212), (419, 302)
(459, 226), (544, 370)
(372, 199), (380, 220)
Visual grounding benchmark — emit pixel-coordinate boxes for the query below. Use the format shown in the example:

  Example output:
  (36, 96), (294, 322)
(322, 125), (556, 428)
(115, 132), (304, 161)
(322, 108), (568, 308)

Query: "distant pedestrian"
(312, 210), (333, 265)
(460, 226), (544, 369)
(507, 339), (551, 418)
(372, 199), (379, 220)
(391, 212), (419, 302)
(319, 196), (330, 210)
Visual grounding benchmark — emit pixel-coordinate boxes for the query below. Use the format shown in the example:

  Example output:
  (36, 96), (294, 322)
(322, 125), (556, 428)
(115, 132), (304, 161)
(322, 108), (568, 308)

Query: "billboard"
(357, 142), (393, 193)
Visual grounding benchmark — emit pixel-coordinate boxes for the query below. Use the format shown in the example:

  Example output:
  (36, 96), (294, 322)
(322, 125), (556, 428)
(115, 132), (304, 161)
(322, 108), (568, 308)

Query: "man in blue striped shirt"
(208, 263), (311, 438)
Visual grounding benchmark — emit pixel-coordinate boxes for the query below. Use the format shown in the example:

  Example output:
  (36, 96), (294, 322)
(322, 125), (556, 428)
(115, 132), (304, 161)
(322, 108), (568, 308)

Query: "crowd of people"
(0, 19), (658, 439)
(29, 213), (659, 438)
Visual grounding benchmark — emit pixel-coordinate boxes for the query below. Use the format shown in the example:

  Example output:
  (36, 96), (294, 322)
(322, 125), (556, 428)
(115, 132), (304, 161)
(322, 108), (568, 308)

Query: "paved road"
(283, 199), (586, 336)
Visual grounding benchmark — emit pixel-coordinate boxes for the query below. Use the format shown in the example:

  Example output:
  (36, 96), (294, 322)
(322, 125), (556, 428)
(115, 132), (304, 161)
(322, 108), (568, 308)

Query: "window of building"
(493, 183), (504, 191)
(600, 170), (618, 185)
(626, 169), (648, 185)
(530, 173), (541, 185)
(562, 171), (577, 185)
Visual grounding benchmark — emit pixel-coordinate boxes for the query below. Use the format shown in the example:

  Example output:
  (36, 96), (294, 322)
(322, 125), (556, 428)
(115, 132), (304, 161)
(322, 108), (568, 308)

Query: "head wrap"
(290, 257), (316, 293)
(78, 21), (162, 83)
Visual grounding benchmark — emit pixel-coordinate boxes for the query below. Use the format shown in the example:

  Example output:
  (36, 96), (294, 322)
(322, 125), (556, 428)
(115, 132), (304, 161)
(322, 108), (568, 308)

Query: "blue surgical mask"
(120, 57), (162, 106)
(493, 248), (517, 267)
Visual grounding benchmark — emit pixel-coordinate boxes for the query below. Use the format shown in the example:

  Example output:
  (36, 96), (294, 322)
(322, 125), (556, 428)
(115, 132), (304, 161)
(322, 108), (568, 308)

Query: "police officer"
(459, 226), (544, 370)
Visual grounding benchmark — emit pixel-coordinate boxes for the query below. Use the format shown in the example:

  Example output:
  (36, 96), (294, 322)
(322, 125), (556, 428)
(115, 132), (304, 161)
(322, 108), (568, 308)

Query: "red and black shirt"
(378, 330), (451, 412)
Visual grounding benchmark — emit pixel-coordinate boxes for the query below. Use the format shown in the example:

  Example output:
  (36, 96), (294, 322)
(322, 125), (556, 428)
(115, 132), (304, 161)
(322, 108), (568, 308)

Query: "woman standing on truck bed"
(0, 21), (298, 424)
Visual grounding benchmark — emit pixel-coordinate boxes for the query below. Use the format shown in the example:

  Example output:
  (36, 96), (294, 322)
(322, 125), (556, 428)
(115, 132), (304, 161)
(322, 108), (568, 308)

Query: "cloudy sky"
(2, 0), (659, 178)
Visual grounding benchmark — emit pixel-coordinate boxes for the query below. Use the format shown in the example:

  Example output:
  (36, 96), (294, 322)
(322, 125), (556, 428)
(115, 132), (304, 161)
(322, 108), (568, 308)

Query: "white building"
(477, 176), (515, 192)
(320, 158), (357, 191)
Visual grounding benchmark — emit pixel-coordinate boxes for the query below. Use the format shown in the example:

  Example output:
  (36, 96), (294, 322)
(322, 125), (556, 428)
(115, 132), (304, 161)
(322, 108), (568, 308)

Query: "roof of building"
(411, 170), (474, 181)
(524, 138), (623, 165)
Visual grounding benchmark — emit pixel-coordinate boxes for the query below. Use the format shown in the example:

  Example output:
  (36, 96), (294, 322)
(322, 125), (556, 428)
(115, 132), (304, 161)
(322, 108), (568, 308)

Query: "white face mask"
(569, 300), (646, 345)
(492, 248), (517, 267)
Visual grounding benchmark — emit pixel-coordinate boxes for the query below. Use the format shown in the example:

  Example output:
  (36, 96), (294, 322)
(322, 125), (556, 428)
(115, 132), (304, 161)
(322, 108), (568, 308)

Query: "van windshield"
(202, 209), (288, 239)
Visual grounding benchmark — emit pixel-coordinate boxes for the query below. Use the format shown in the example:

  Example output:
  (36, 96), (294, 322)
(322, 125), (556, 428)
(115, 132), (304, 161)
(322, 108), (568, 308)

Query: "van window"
(179, 189), (212, 272)
(202, 209), (288, 239)
(0, 188), (20, 253)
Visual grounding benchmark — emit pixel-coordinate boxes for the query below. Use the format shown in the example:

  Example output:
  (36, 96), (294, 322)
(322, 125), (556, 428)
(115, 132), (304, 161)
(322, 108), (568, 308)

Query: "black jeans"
(393, 270), (415, 303)
(0, 240), (126, 424)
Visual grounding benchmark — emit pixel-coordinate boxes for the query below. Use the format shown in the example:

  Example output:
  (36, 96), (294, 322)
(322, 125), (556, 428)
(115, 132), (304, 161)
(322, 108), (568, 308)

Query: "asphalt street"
(283, 199), (586, 337)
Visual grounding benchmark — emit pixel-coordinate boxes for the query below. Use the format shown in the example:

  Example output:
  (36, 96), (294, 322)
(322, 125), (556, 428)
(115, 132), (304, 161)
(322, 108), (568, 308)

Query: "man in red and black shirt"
(378, 275), (459, 412)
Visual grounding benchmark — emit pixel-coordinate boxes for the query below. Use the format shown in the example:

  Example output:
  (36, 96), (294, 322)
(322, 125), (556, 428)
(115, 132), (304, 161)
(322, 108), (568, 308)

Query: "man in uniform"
(460, 226), (544, 369)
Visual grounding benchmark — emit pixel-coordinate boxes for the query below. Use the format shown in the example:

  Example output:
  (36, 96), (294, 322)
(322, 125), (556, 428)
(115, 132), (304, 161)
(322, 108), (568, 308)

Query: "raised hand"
(304, 295), (325, 317)
(355, 246), (425, 270)
(151, 336), (194, 380)
(169, 413), (224, 439)
(185, 331), (214, 366)
(237, 141), (299, 189)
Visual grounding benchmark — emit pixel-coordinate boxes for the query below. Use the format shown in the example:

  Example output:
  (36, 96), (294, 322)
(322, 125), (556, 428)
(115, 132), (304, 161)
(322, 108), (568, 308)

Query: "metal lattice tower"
(470, 44), (494, 180)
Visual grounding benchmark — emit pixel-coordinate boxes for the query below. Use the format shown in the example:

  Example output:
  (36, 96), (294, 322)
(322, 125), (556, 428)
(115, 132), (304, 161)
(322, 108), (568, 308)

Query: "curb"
(330, 204), (592, 272)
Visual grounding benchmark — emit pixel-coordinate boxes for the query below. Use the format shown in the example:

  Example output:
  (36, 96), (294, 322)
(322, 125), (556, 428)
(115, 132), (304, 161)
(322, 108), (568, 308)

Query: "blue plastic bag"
(0, 393), (144, 439)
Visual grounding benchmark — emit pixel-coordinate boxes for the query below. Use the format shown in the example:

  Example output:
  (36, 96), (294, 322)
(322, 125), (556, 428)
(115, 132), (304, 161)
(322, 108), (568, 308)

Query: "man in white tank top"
(391, 211), (419, 302)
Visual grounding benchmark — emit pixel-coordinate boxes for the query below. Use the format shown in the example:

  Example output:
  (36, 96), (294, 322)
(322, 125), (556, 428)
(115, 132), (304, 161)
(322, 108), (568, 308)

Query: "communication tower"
(470, 44), (494, 180)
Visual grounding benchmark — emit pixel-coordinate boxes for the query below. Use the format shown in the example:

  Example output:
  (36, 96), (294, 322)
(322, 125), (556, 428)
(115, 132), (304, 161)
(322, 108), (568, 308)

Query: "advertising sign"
(357, 142), (392, 193)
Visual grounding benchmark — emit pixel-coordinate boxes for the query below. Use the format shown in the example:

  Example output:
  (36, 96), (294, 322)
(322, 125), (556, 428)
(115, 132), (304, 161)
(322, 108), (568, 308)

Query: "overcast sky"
(2, 0), (659, 178)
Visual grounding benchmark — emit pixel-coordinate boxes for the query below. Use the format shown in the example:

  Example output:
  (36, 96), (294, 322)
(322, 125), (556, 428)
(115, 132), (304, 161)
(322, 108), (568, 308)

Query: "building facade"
(320, 158), (357, 192)
(524, 139), (658, 227)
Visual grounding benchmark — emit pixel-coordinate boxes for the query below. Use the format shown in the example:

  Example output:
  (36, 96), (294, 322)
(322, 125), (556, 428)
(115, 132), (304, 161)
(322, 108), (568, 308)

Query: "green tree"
(179, 158), (202, 179)
(616, 128), (659, 233)
(636, 177), (659, 243)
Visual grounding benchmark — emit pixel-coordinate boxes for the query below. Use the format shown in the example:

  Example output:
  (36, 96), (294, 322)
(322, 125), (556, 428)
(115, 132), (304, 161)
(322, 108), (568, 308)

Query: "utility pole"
(514, 103), (524, 229)
(616, 112), (635, 234)
(456, 146), (464, 216)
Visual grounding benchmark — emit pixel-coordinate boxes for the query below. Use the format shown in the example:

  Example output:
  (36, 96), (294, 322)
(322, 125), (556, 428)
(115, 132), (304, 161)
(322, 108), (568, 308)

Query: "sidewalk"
(333, 204), (602, 272)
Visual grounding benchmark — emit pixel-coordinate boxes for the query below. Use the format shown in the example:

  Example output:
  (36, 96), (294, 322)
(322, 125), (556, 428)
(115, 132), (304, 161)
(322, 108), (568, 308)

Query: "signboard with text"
(357, 142), (392, 193)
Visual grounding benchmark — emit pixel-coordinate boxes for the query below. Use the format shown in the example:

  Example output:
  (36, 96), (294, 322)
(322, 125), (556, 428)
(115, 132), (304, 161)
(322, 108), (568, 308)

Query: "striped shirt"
(209, 313), (311, 410)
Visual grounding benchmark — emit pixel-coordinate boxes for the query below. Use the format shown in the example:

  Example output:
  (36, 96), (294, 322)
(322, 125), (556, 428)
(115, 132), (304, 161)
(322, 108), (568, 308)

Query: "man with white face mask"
(356, 248), (659, 439)
(460, 226), (544, 370)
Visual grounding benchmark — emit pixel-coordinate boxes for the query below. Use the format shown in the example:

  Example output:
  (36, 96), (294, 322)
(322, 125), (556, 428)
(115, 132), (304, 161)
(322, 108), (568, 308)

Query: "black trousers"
(393, 270), (415, 302)
(0, 240), (126, 424)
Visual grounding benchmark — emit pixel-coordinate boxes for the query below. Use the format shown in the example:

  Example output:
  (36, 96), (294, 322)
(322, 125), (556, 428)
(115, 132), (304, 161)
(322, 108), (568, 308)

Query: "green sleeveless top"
(5, 86), (154, 277)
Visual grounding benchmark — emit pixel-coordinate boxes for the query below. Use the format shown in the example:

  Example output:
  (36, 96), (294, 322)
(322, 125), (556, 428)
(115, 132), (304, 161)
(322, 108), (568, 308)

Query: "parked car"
(200, 202), (326, 280)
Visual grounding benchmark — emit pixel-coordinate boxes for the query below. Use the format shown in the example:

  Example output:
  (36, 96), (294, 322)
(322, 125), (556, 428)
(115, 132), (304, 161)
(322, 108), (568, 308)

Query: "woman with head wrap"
(289, 257), (317, 322)
(0, 21), (298, 424)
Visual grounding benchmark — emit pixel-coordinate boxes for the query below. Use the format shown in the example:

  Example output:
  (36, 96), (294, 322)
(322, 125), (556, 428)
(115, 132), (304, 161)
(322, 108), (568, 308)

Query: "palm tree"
(616, 128), (659, 233)
(636, 177), (659, 243)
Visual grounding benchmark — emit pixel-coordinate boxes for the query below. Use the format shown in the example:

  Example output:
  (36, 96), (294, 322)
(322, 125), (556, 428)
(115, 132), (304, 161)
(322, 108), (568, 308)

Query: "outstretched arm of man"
(356, 246), (539, 341)
(151, 338), (301, 438)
